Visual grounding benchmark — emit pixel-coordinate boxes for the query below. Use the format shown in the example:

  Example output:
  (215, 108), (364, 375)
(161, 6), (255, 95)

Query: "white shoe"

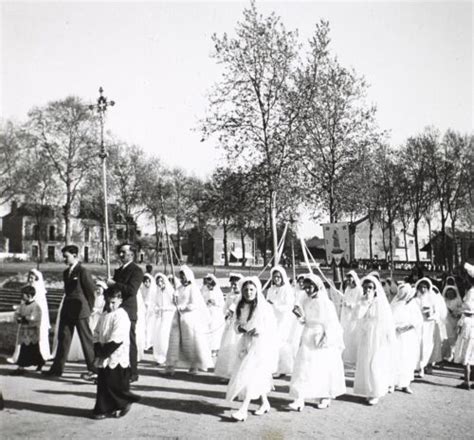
(316, 399), (331, 409)
(288, 400), (304, 412)
(367, 397), (379, 406)
(254, 402), (270, 416)
(231, 409), (248, 422)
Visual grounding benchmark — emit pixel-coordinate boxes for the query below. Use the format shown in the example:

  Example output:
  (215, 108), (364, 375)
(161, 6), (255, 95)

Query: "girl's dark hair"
(21, 285), (36, 297)
(104, 286), (123, 300)
(236, 281), (258, 322)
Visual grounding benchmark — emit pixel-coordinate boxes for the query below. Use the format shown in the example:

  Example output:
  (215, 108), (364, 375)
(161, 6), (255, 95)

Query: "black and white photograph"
(0, 0), (472, 438)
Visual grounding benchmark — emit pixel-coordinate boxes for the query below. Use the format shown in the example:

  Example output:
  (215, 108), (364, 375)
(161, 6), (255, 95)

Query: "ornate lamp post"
(89, 87), (115, 278)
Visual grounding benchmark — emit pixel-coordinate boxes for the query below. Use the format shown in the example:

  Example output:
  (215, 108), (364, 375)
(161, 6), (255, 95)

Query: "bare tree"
(202, 1), (300, 263)
(27, 96), (98, 244)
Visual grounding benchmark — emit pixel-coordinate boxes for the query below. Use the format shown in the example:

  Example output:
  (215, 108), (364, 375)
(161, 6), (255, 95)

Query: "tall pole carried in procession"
(89, 87), (115, 278)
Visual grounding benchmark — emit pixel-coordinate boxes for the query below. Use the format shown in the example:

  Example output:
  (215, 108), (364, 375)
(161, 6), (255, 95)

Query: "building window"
(32, 245), (39, 259)
(117, 229), (124, 240)
(47, 246), (55, 262)
(49, 225), (55, 241)
(84, 227), (90, 242)
(33, 225), (39, 240)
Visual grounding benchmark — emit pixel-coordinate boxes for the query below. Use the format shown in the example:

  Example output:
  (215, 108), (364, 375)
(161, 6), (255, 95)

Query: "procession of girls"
(9, 262), (474, 422)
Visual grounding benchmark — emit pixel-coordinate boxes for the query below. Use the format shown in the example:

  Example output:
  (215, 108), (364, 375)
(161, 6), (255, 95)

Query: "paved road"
(1, 354), (473, 440)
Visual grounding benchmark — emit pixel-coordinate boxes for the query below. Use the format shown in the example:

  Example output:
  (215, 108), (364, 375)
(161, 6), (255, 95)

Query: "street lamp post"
(90, 87), (115, 278)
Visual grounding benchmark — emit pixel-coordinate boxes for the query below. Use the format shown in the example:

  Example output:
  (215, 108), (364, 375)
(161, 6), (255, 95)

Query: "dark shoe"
(129, 375), (139, 383)
(118, 403), (132, 418)
(36, 365), (43, 372)
(42, 369), (62, 377)
(81, 371), (98, 381)
(92, 413), (107, 420)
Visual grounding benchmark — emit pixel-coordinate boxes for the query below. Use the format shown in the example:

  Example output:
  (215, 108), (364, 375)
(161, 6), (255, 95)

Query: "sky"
(1, 0), (472, 236)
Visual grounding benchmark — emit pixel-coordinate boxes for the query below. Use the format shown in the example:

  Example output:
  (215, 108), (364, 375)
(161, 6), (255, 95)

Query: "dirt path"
(1, 354), (473, 440)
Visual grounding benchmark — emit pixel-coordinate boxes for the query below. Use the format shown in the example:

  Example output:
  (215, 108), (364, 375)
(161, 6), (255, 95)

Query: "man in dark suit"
(107, 243), (143, 382)
(44, 245), (97, 378)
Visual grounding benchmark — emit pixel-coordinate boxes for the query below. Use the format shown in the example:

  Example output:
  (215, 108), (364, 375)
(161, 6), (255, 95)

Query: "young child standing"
(92, 287), (140, 419)
(453, 301), (474, 390)
(11, 285), (45, 375)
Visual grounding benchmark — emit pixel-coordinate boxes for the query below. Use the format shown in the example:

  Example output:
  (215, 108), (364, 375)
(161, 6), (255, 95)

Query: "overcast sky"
(1, 0), (472, 235)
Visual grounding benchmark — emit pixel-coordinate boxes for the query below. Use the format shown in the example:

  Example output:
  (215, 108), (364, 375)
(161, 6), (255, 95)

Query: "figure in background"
(429, 285), (448, 368)
(226, 276), (278, 421)
(10, 286), (45, 375)
(214, 273), (243, 380)
(165, 265), (212, 375)
(201, 274), (225, 357)
(415, 277), (439, 377)
(8, 268), (51, 364)
(442, 284), (463, 361)
(140, 274), (158, 350)
(340, 270), (363, 366)
(453, 301), (474, 390)
(289, 274), (346, 411)
(266, 265), (296, 377)
(152, 273), (175, 365)
(353, 275), (396, 405)
(391, 283), (423, 394)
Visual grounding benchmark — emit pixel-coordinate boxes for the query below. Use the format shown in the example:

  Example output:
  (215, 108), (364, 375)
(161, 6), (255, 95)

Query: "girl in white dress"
(226, 276), (278, 421)
(201, 274), (226, 356)
(153, 273), (175, 365)
(442, 285), (463, 361)
(391, 283), (423, 394)
(139, 274), (159, 350)
(165, 265), (212, 374)
(415, 277), (440, 376)
(8, 269), (52, 364)
(454, 300), (474, 389)
(288, 274), (346, 411)
(214, 273), (243, 380)
(266, 265), (296, 376)
(353, 275), (396, 405)
(340, 270), (363, 366)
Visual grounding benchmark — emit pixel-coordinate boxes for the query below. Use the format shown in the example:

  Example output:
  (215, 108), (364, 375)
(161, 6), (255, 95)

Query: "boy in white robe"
(92, 287), (140, 419)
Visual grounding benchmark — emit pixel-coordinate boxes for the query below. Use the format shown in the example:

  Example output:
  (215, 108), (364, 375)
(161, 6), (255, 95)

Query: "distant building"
(185, 225), (256, 266)
(1, 201), (139, 263)
(348, 214), (428, 263)
(422, 229), (474, 268)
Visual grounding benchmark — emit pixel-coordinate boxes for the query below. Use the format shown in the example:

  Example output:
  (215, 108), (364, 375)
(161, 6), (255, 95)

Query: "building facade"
(1, 201), (138, 263)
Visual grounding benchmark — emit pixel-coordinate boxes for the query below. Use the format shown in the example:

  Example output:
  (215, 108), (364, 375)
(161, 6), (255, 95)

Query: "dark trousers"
(51, 317), (97, 374)
(94, 366), (140, 415)
(129, 320), (137, 377)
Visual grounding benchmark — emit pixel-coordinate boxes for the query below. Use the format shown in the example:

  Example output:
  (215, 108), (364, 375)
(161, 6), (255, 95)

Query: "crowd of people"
(6, 243), (474, 422)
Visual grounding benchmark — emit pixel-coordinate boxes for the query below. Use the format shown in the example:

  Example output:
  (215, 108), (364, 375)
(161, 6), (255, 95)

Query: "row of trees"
(0, 2), (472, 269)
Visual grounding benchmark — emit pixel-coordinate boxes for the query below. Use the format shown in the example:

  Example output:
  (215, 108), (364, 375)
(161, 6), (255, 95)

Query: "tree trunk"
(369, 216), (374, 261)
(64, 201), (71, 245)
(426, 216), (433, 265)
(240, 229), (246, 268)
(153, 214), (160, 265)
(451, 216), (458, 267)
(223, 221), (229, 266)
(413, 218), (420, 264)
(201, 230), (206, 265)
(270, 190), (278, 266)
(403, 227), (409, 262)
(388, 213), (394, 274)
(440, 217), (447, 270)
(262, 199), (269, 267)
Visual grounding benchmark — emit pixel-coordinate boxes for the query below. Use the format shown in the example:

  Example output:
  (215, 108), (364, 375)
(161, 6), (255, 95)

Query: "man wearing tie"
(107, 243), (143, 382)
(44, 245), (97, 378)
